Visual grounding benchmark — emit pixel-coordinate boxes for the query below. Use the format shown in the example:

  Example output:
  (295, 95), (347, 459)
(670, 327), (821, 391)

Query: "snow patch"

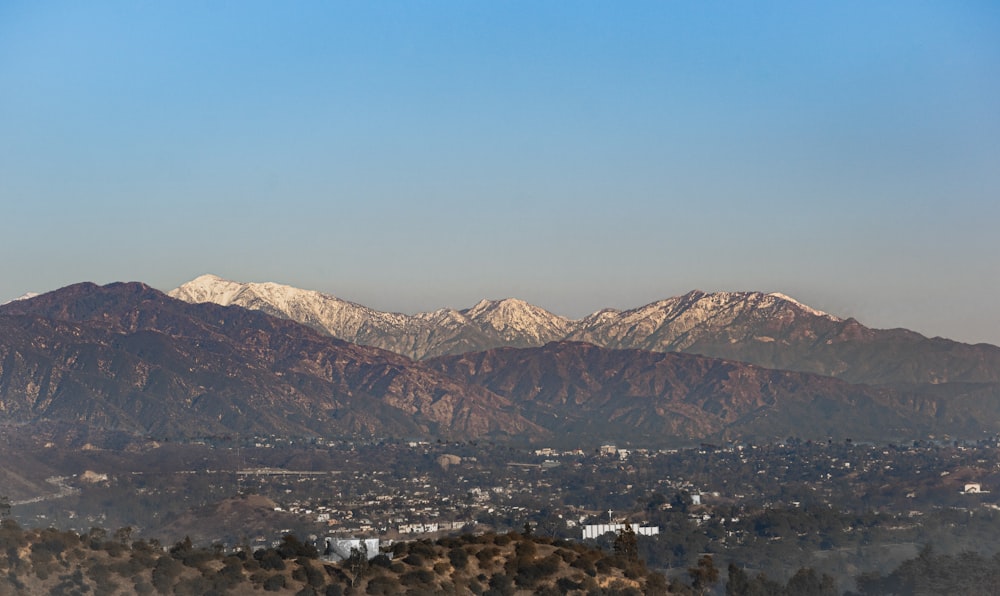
(766, 293), (839, 320)
(1, 292), (39, 305)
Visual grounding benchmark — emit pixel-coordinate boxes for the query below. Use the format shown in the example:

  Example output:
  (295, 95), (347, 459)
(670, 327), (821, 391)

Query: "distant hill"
(171, 275), (1000, 387)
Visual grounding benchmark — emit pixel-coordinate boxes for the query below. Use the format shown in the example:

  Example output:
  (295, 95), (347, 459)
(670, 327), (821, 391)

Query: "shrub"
(571, 557), (597, 577)
(220, 556), (244, 580)
(263, 573), (286, 591)
(557, 576), (582, 591)
(486, 572), (515, 596)
(534, 585), (563, 596)
(409, 540), (436, 558)
(249, 569), (270, 586)
(365, 574), (400, 595)
(400, 568), (435, 586)
(172, 575), (213, 596)
(152, 556), (183, 594)
(300, 560), (326, 587)
(514, 540), (536, 559)
(278, 534), (319, 559)
(436, 536), (461, 549)
(448, 547), (469, 570)
(476, 546), (500, 566)
(259, 549), (286, 571)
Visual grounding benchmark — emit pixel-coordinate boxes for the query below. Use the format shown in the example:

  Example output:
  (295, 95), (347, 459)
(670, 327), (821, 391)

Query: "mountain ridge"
(169, 274), (1000, 386)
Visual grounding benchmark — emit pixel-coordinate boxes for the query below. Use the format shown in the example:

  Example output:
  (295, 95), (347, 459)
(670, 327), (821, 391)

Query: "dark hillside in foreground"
(0, 523), (671, 595)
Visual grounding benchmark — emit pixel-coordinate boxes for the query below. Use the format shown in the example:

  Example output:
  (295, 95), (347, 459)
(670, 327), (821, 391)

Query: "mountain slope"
(569, 290), (1000, 386)
(0, 282), (542, 440)
(427, 341), (945, 445)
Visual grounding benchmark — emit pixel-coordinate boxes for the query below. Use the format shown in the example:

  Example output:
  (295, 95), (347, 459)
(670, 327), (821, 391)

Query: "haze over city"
(2, 2), (998, 345)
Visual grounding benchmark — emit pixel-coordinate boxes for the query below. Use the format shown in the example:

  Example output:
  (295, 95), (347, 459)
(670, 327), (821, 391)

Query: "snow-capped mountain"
(7, 278), (1000, 443)
(169, 273), (411, 345)
(463, 298), (575, 345)
(569, 289), (842, 352)
(169, 275), (1000, 386)
(169, 275), (571, 359)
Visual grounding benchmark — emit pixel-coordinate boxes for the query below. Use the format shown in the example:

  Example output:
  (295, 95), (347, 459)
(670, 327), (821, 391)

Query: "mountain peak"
(168, 274), (249, 306)
(465, 297), (538, 316)
(462, 298), (574, 344)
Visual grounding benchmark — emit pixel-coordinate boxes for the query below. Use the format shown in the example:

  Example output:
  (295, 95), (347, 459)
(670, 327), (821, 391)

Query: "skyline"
(2, 3), (999, 345)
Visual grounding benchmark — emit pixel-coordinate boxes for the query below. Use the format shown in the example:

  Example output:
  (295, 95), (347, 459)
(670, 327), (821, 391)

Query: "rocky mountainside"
(171, 275), (1000, 387)
(0, 282), (541, 440)
(427, 341), (967, 445)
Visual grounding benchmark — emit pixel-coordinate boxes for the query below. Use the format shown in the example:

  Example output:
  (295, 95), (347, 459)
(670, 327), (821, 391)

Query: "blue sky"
(2, 2), (999, 345)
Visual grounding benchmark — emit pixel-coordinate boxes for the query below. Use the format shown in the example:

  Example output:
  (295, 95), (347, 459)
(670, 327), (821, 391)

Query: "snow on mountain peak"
(439, 298), (571, 345)
(766, 292), (839, 320)
(167, 274), (855, 360)
(1, 292), (39, 305)
(168, 274), (248, 306)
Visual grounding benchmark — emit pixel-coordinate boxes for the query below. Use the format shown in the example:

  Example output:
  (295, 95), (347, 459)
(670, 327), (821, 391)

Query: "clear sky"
(2, 2), (999, 345)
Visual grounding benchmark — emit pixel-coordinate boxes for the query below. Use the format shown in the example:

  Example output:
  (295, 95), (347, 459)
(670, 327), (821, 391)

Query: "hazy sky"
(2, 2), (998, 345)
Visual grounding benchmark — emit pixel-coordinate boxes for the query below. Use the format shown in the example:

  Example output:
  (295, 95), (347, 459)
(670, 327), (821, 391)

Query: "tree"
(0, 495), (10, 519)
(613, 523), (639, 563)
(114, 526), (133, 547)
(688, 554), (720, 595)
(344, 543), (368, 587)
(672, 491), (693, 514)
(726, 562), (750, 596)
(785, 567), (838, 596)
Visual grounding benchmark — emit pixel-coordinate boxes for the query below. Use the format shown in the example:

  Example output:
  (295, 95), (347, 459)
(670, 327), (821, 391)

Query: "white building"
(581, 523), (660, 540)
(398, 522), (439, 534)
(322, 538), (380, 562)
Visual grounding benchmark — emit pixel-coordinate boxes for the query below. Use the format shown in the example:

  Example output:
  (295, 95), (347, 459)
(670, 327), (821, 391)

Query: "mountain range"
(171, 274), (1000, 387)
(0, 282), (540, 440)
(0, 276), (998, 445)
